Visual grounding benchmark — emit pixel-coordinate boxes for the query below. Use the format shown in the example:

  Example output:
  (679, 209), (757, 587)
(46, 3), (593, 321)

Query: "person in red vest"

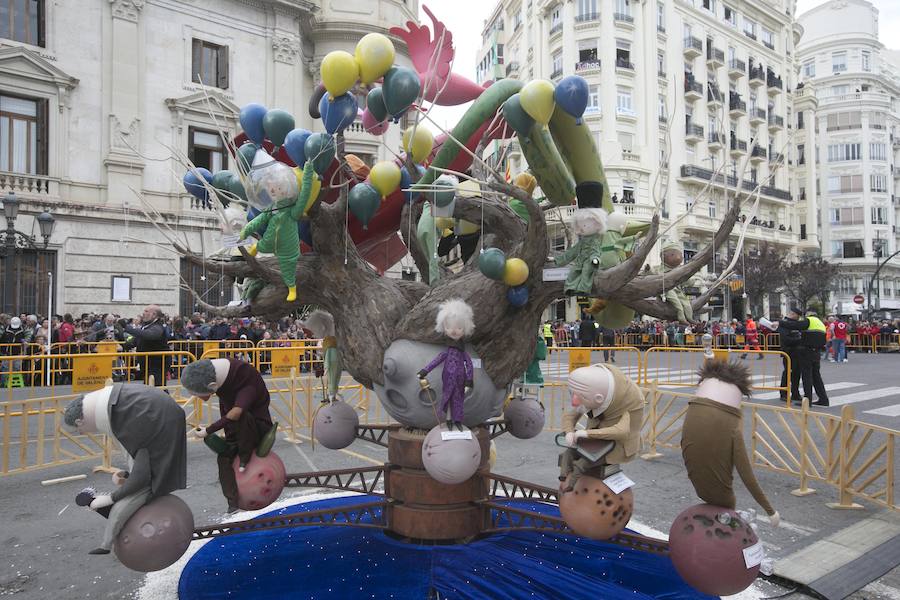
(741, 314), (762, 359)
(832, 317), (848, 363)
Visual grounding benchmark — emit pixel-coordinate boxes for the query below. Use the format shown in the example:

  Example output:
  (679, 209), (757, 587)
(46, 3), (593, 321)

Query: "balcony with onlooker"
(729, 92), (747, 116)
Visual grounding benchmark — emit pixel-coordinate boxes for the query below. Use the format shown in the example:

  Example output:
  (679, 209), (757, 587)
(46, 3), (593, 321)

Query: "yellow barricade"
(642, 347), (790, 396)
(0, 351), (198, 401)
(874, 333), (900, 353)
(846, 333), (875, 353)
(639, 387), (897, 511)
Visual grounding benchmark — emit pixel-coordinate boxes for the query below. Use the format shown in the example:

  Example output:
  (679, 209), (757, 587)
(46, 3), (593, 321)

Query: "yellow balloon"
(520, 79), (556, 125)
(402, 126), (434, 163)
(369, 161), (401, 198)
(434, 217), (455, 230)
(355, 33), (395, 85)
(503, 258), (529, 286)
(321, 51), (359, 99)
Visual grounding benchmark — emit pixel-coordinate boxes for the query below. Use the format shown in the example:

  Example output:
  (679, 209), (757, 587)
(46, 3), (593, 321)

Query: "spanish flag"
(505, 161), (511, 183)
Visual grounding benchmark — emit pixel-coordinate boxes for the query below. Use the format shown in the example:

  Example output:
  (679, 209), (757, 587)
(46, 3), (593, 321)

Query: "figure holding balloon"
(240, 161), (320, 302)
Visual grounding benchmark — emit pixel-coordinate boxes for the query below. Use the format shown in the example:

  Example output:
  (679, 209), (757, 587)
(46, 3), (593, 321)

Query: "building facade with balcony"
(0, 0), (414, 317)
(479, 0), (809, 321)
(797, 0), (900, 317)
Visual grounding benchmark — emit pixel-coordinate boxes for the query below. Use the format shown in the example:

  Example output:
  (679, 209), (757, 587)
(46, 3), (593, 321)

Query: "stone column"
(104, 0), (145, 206)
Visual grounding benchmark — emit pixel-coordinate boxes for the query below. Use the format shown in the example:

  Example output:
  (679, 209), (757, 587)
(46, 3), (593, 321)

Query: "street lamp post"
(866, 248), (900, 321)
(0, 192), (56, 314)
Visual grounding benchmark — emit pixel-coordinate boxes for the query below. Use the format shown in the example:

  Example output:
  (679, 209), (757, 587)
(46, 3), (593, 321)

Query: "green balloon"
(478, 247), (507, 280)
(382, 66), (421, 117)
(211, 169), (235, 190)
(349, 182), (381, 229)
(366, 87), (388, 123)
(262, 109), (295, 147)
(502, 94), (535, 138)
(226, 174), (247, 202)
(430, 176), (456, 207)
(304, 133), (336, 175)
(237, 142), (257, 173)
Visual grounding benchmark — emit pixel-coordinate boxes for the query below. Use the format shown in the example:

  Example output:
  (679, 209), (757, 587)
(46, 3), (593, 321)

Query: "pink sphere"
(114, 494), (194, 572)
(668, 504), (761, 596)
(559, 475), (633, 540)
(234, 451), (286, 511)
(362, 108), (390, 135)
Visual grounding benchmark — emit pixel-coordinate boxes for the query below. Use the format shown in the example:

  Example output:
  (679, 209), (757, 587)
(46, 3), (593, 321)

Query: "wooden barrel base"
(389, 467), (486, 505)
(389, 503), (484, 541)
(383, 428), (494, 542)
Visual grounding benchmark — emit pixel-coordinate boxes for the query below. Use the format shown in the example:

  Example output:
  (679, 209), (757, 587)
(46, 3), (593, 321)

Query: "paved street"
(0, 350), (898, 599)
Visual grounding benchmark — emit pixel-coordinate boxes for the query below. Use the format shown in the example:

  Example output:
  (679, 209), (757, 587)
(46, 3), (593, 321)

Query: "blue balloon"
(554, 76), (590, 125)
(506, 285), (529, 307)
(239, 103), (268, 145)
(283, 128), (312, 167)
(183, 168), (213, 201)
(298, 219), (312, 247)
(319, 93), (359, 134)
(400, 164), (426, 203)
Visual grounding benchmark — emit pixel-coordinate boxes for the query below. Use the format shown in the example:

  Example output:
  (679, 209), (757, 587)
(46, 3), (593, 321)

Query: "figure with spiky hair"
(680, 360), (780, 526)
(240, 160), (319, 302)
(301, 310), (342, 404)
(417, 299), (475, 431)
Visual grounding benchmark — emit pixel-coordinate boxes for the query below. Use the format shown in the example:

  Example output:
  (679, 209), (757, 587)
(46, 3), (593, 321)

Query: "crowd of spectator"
(0, 307), (321, 387)
(545, 313), (900, 350)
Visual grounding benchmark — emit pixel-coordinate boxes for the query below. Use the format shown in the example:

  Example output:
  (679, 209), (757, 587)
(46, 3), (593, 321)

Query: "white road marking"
(830, 387), (900, 406)
(863, 404), (900, 417)
(753, 382), (864, 401)
(293, 443), (318, 471)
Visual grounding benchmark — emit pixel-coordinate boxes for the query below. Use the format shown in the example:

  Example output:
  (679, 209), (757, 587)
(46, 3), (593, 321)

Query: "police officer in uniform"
(778, 307), (829, 406)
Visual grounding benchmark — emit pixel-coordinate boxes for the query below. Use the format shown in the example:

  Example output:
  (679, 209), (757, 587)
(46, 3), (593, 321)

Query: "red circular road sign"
(853, 294), (865, 304)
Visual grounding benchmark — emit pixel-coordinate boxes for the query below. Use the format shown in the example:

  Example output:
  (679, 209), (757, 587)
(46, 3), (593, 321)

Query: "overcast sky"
(422, 0), (900, 132)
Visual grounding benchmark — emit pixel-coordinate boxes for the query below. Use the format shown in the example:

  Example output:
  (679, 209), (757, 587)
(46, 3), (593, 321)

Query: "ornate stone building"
(0, 0), (415, 316)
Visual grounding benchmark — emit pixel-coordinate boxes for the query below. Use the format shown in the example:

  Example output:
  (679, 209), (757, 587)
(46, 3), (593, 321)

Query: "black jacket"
(779, 317), (826, 349)
(124, 319), (168, 353)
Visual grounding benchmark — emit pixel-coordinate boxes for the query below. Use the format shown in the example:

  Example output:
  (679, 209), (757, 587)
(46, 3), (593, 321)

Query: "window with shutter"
(191, 38), (229, 90)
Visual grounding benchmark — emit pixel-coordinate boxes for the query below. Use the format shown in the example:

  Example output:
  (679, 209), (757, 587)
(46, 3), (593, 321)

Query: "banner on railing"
(568, 349), (591, 372)
(72, 355), (113, 392)
(270, 348), (302, 377)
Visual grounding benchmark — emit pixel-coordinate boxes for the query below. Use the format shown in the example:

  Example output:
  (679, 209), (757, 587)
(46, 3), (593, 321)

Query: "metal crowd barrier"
(637, 385), (897, 511)
(1, 345), (894, 512)
(643, 347), (790, 396)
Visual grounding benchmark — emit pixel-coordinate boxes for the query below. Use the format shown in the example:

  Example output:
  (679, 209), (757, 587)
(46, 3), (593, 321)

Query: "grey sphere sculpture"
(374, 339), (507, 429)
(114, 494), (194, 572)
(421, 423), (482, 484)
(504, 397), (545, 439)
(314, 400), (359, 449)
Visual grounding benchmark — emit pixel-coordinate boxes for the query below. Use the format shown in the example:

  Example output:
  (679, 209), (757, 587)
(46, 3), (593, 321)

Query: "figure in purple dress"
(417, 299), (475, 431)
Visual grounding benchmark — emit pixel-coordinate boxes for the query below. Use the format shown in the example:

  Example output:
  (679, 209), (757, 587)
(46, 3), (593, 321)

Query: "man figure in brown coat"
(681, 359), (780, 526)
(559, 363), (645, 491)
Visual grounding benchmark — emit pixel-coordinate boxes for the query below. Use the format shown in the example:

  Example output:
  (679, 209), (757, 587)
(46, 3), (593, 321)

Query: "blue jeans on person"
(833, 338), (846, 362)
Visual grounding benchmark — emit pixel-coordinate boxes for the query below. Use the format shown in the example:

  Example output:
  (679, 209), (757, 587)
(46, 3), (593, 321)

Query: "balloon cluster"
(479, 248), (529, 307)
(501, 75), (590, 137)
(320, 33), (422, 136)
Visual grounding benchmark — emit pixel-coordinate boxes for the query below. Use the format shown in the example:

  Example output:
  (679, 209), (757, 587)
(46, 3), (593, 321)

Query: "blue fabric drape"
(179, 495), (713, 600)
